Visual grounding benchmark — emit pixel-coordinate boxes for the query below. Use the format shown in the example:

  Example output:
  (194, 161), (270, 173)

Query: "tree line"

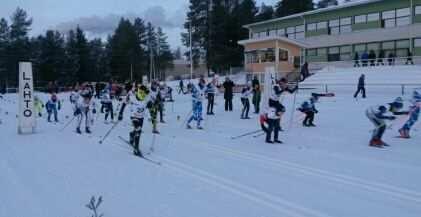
(0, 8), (174, 87)
(182, 0), (339, 74)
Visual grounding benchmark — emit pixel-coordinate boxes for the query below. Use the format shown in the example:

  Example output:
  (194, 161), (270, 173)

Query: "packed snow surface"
(1, 77), (421, 217)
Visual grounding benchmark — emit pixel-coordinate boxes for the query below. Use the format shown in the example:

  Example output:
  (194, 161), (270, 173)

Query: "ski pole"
(181, 110), (193, 127)
(99, 121), (120, 144)
(230, 129), (262, 139)
(59, 115), (76, 132)
(253, 132), (266, 138)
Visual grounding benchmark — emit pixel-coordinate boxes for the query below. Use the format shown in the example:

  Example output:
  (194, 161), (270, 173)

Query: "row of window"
(306, 39), (421, 61)
(253, 5), (421, 39)
(245, 49), (289, 64)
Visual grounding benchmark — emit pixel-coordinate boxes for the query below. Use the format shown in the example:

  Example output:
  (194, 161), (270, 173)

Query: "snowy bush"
(85, 196), (104, 217)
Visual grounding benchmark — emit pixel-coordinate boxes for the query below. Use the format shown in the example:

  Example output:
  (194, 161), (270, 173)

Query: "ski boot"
(76, 127), (82, 134)
(308, 123), (316, 127)
(197, 125), (204, 130)
(186, 124), (192, 129)
(274, 140), (283, 144)
(152, 130), (160, 134)
(85, 127), (92, 134)
(369, 139), (383, 148)
(266, 140), (274, 144)
(398, 129), (410, 139)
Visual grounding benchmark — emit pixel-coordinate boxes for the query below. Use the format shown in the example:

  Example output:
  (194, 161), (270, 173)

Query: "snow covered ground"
(1, 74), (421, 217)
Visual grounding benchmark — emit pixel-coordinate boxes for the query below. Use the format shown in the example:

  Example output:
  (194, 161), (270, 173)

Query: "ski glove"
(92, 109), (97, 114)
(388, 116), (396, 120)
(118, 114), (123, 121)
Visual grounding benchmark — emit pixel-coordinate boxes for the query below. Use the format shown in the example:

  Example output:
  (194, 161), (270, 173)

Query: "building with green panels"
(243, 0), (421, 63)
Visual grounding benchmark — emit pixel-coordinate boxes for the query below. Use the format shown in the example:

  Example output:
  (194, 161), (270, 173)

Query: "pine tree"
(7, 8), (33, 86)
(36, 30), (66, 82)
(75, 27), (90, 82)
(146, 22), (158, 80)
(182, 0), (211, 70)
(209, 0), (229, 73)
(275, 0), (314, 18)
(64, 29), (79, 83)
(156, 27), (174, 81)
(173, 47), (182, 59)
(255, 3), (275, 22)
(0, 18), (9, 85)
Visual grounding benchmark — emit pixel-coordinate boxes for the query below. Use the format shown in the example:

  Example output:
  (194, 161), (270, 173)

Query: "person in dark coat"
(377, 50), (385, 66)
(361, 51), (369, 67)
(223, 77), (235, 111)
(368, 50), (376, 66)
(406, 49), (414, 65)
(354, 52), (360, 67)
(251, 75), (261, 113)
(388, 52), (395, 66)
(354, 74), (366, 98)
(300, 62), (310, 81)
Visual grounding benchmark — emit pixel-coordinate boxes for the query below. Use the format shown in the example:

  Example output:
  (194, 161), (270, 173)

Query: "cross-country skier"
(34, 96), (43, 117)
(264, 103), (285, 144)
(298, 95), (319, 127)
(126, 87), (152, 156)
(149, 82), (160, 134)
(74, 89), (97, 134)
(366, 104), (397, 147)
(399, 90), (421, 138)
(240, 83), (252, 119)
(45, 93), (60, 122)
(70, 87), (80, 105)
(186, 82), (204, 129)
(100, 89), (114, 123)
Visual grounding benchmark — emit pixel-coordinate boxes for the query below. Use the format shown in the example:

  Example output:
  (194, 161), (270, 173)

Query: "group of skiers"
(354, 49), (414, 67)
(366, 90), (421, 148)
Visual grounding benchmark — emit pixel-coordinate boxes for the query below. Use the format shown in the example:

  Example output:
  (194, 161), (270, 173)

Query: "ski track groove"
(168, 135), (421, 204)
(154, 154), (333, 217)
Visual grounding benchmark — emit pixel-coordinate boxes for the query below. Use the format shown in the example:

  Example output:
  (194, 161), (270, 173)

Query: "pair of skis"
(118, 136), (161, 166)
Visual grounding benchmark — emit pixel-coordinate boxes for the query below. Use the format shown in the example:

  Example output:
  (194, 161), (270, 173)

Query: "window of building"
(307, 23), (316, 31)
(287, 33), (295, 39)
(317, 48), (327, 55)
(354, 44), (366, 52)
(384, 19), (396, 28)
(355, 15), (367, 24)
(396, 40), (410, 49)
(295, 32), (305, 39)
(382, 10), (395, 19)
(340, 46), (352, 61)
(329, 19), (340, 27)
(415, 38), (421, 47)
(382, 8), (411, 29)
(278, 28), (285, 36)
(317, 21), (328, 29)
(416, 6), (421, 15)
(340, 25), (352, 33)
(261, 48), (275, 62)
(296, 25), (305, 32)
(340, 17), (352, 25)
(279, 49), (289, 61)
(328, 47), (339, 54)
(382, 41), (395, 50)
(396, 8), (410, 17)
(396, 16), (411, 26)
(269, 30), (277, 36)
(287, 27), (295, 34)
(307, 49), (317, 56)
(367, 13), (380, 21)
(245, 51), (259, 64)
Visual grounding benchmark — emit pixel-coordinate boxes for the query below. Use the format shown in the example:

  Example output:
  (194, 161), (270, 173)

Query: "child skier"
(366, 105), (396, 147)
(264, 102), (285, 144)
(298, 95), (319, 127)
(398, 90), (421, 138)
(74, 89), (97, 134)
(240, 84), (252, 119)
(45, 94), (60, 122)
(100, 89), (114, 123)
(186, 83), (204, 129)
(34, 96), (43, 117)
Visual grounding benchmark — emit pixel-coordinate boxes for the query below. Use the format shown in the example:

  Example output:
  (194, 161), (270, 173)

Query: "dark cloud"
(55, 5), (185, 36)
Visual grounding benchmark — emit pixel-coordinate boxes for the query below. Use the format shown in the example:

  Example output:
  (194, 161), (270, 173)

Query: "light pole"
(189, 20), (193, 80)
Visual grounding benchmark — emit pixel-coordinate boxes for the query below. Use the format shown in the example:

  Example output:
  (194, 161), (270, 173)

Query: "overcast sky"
(0, 0), (334, 49)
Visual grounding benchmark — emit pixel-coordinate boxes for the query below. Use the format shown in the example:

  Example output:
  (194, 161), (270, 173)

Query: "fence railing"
(298, 83), (421, 96)
(307, 56), (421, 72)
